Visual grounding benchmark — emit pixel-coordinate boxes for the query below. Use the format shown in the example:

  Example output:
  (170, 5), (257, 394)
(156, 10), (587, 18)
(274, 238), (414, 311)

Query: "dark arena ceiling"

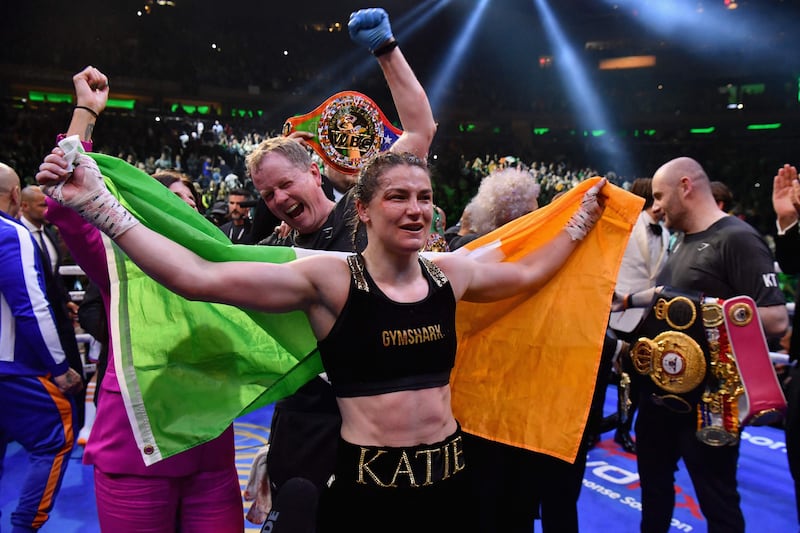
(4, 0), (799, 106)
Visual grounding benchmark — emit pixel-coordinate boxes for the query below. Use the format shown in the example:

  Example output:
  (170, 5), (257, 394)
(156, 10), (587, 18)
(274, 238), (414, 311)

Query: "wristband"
(74, 105), (99, 119)
(624, 294), (633, 310)
(282, 90), (403, 175)
(373, 40), (398, 57)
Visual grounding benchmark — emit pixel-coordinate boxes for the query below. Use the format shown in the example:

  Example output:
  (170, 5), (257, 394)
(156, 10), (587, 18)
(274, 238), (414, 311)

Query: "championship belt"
(696, 295), (787, 446)
(629, 287), (710, 413)
(282, 91), (403, 175)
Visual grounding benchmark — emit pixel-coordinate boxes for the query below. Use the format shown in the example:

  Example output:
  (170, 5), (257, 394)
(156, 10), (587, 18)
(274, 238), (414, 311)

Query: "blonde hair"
(469, 168), (540, 234)
(245, 136), (312, 178)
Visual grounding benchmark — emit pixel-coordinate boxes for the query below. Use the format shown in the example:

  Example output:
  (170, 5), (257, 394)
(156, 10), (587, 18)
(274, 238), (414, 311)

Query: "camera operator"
(218, 188), (255, 244)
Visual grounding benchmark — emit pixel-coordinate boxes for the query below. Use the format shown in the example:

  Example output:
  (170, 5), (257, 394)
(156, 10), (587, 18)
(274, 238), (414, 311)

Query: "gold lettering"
(442, 440), (450, 479)
(357, 448), (391, 487)
(388, 451), (417, 487)
(451, 436), (466, 474)
(414, 448), (441, 486)
(331, 132), (348, 147)
(379, 324), (446, 346)
(354, 435), (466, 489)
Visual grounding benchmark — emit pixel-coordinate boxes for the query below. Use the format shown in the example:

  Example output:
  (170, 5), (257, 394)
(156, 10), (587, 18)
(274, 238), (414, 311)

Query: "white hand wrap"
(59, 134), (84, 172)
(48, 152), (139, 239)
(565, 185), (602, 241)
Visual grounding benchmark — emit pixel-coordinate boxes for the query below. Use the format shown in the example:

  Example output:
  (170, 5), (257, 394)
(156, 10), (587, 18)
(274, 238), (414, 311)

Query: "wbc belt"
(283, 91), (403, 175)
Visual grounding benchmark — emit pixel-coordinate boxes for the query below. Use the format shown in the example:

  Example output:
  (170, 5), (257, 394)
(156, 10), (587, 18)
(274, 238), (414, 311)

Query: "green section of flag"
(290, 116), (319, 141)
(92, 153), (322, 462)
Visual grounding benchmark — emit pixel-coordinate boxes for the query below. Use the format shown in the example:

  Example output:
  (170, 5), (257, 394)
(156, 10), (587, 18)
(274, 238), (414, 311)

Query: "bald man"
(20, 185), (60, 275)
(19, 185), (86, 406)
(0, 162), (21, 216)
(633, 156), (788, 533)
(0, 162), (82, 532)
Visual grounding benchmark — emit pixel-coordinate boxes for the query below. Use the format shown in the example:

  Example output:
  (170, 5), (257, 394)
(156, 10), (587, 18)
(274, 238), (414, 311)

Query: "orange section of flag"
(452, 178), (643, 462)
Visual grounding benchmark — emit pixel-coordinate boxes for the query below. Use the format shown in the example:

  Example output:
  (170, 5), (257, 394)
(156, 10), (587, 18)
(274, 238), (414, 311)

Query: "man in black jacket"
(19, 185), (86, 425)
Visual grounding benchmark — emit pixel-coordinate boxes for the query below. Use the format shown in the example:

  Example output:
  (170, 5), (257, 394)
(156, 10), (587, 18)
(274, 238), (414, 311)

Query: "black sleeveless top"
(318, 254), (458, 398)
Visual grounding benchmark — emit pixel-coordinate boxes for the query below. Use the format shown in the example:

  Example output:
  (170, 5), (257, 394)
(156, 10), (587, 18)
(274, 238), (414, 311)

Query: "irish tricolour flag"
(92, 153), (641, 466)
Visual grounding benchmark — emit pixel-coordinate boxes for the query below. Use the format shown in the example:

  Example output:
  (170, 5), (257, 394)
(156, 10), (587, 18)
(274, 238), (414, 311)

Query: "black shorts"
(317, 425), (478, 532)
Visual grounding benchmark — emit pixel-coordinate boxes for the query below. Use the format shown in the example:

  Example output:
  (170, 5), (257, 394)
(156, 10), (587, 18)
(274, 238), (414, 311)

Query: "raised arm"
(65, 65), (109, 142)
(349, 8), (436, 160)
(773, 164), (800, 231)
(772, 164), (800, 274)
(47, 66), (112, 286)
(36, 150), (345, 331)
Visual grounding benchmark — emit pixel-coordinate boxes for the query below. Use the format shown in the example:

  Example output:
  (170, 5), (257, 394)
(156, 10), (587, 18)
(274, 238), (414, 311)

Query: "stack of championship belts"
(625, 287), (787, 446)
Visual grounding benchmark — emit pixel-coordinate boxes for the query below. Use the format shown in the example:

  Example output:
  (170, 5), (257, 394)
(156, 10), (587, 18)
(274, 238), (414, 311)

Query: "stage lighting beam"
(269, 0), (447, 123)
(426, 0), (491, 118)
(533, 0), (633, 176)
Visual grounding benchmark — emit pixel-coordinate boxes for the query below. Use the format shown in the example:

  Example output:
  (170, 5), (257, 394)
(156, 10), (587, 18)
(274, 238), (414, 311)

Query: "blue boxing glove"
(348, 8), (394, 52)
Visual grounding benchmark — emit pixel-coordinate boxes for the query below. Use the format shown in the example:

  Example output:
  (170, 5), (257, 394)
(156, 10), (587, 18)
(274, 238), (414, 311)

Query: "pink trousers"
(93, 466), (244, 533)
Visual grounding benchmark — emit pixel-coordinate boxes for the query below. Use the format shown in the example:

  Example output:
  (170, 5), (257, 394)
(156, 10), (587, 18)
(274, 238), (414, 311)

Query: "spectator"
(217, 188), (253, 244)
(711, 180), (734, 213)
(606, 177), (670, 454)
(18, 185), (86, 405)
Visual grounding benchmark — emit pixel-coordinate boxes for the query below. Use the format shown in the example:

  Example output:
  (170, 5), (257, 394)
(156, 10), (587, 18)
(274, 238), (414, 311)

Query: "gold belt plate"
(632, 331), (706, 393)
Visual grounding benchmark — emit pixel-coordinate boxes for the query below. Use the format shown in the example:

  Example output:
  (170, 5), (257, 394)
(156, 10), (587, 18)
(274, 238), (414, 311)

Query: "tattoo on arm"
(84, 123), (95, 141)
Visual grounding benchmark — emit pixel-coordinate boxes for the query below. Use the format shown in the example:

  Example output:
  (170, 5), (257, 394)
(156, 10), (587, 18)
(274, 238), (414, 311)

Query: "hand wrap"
(46, 148), (139, 239)
(565, 181), (603, 241)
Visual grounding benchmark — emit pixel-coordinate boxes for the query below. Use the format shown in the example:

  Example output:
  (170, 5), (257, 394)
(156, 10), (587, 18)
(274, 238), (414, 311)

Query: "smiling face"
(652, 167), (689, 232)
(252, 151), (331, 235)
(355, 154), (433, 254)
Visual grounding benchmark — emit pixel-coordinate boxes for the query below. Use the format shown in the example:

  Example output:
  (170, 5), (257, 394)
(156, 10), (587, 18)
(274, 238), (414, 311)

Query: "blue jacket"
(0, 210), (69, 377)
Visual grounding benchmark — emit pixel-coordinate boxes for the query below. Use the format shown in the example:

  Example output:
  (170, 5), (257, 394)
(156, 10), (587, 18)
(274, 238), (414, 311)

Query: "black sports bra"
(317, 254), (457, 397)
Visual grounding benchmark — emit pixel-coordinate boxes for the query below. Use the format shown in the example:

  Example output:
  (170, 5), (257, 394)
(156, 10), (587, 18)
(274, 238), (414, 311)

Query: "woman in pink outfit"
(47, 66), (243, 533)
